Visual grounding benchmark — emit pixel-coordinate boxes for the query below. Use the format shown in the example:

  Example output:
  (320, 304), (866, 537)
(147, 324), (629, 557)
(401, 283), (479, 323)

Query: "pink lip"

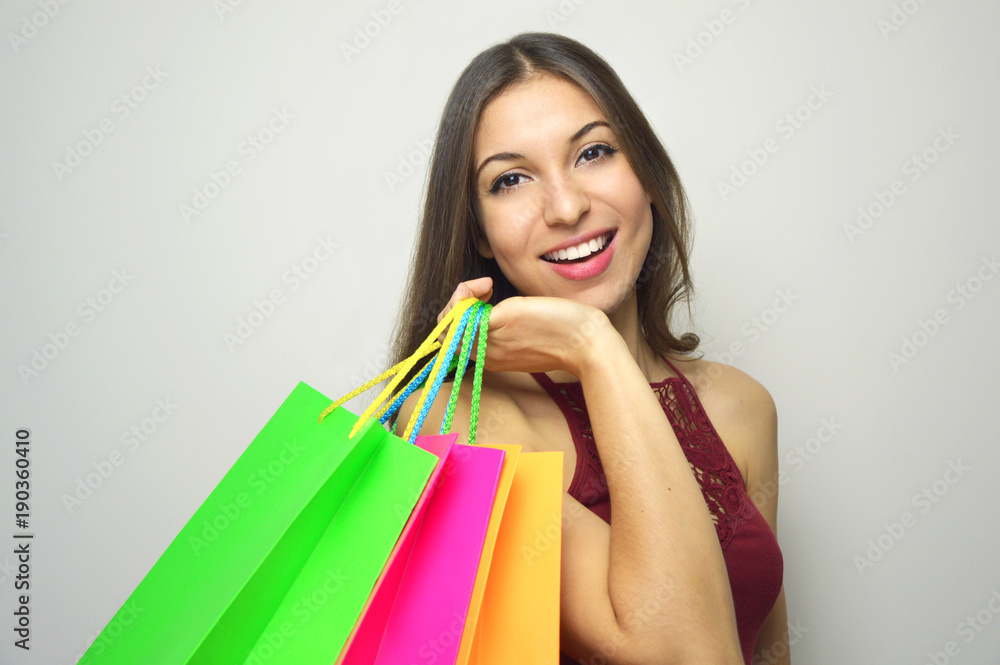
(543, 232), (616, 281)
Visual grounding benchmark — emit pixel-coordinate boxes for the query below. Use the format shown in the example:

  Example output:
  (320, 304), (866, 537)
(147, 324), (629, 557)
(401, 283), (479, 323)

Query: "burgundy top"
(531, 355), (783, 665)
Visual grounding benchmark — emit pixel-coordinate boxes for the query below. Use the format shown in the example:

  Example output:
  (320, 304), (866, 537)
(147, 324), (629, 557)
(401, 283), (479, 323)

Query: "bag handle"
(318, 297), (478, 437)
(378, 303), (481, 429)
(439, 300), (490, 446)
(398, 300), (481, 443)
(380, 300), (490, 445)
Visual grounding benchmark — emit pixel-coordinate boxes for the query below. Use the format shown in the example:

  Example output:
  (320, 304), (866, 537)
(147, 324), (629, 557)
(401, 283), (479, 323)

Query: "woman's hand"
(435, 276), (494, 324)
(435, 278), (613, 378)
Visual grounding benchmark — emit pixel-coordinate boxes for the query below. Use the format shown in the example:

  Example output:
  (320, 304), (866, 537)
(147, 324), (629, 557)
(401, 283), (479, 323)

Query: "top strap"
(658, 354), (692, 390)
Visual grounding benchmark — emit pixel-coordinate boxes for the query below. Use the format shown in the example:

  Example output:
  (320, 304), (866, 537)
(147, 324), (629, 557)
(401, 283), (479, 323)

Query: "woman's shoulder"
(665, 354), (778, 483)
(665, 354), (775, 416)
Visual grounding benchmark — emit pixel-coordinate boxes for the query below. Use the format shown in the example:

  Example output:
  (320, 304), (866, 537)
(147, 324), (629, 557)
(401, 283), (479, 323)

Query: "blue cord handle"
(406, 302), (479, 444)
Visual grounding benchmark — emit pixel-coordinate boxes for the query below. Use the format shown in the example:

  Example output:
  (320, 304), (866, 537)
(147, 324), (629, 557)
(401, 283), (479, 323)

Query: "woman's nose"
(541, 175), (590, 227)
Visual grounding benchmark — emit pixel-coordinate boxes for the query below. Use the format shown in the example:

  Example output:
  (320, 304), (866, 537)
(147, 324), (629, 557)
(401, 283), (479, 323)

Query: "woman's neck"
(605, 288), (660, 380)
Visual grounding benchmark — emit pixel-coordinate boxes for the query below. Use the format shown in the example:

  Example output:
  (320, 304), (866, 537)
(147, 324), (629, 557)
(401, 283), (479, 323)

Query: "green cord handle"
(440, 300), (490, 446)
(377, 298), (491, 445)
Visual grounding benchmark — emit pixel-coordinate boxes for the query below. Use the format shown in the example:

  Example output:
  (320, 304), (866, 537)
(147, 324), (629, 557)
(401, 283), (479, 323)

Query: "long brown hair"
(389, 31), (699, 381)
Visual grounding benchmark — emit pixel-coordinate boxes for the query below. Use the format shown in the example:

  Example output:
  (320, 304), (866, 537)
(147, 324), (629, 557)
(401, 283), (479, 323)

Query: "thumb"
(463, 276), (494, 300)
(437, 277), (494, 323)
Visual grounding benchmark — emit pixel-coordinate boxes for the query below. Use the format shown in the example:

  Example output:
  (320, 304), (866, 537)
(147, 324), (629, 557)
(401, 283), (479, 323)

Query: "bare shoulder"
(669, 355), (776, 427)
(666, 355), (778, 486)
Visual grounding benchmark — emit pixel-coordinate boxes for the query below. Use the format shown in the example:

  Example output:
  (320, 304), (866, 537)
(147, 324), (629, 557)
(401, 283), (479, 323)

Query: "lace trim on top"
(546, 381), (608, 508)
(541, 360), (749, 550)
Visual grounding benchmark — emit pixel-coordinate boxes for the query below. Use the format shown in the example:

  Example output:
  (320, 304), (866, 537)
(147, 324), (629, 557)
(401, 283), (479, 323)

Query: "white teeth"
(544, 232), (612, 262)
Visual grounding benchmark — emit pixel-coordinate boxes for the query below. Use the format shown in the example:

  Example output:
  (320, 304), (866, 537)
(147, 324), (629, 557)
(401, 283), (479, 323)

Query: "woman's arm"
(557, 317), (743, 665)
(396, 294), (743, 665)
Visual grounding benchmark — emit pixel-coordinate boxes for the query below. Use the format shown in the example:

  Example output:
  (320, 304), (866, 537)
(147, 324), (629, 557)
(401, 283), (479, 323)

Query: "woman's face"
(472, 73), (653, 315)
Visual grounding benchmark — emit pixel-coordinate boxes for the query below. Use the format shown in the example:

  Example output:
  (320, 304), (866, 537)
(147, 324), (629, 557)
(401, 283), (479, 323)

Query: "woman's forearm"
(573, 319), (743, 663)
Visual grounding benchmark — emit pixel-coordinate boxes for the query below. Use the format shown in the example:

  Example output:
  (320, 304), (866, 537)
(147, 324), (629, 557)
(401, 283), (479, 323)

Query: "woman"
(390, 32), (788, 665)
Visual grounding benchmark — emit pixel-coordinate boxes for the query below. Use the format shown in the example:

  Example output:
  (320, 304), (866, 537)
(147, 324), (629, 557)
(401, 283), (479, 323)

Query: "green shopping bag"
(78, 305), (471, 665)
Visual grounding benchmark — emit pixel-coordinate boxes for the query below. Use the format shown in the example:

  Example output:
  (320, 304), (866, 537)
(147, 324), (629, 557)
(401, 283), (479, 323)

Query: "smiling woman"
(389, 32), (788, 665)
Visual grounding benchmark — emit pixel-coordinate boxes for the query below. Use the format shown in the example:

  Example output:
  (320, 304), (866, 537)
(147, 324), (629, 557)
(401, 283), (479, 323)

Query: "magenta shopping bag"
(338, 435), (505, 664)
(336, 435), (456, 663)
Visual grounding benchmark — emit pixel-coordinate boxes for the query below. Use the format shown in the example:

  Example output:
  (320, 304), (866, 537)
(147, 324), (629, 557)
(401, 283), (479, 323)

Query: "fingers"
(433, 278), (493, 349)
(436, 277), (493, 323)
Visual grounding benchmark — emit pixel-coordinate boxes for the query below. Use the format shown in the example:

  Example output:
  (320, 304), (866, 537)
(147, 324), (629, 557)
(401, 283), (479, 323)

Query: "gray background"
(2, 0), (999, 663)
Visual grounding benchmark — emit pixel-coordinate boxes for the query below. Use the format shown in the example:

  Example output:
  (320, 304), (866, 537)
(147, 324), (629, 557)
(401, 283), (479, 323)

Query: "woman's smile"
(540, 229), (614, 263)
(541, 229), (617, 281)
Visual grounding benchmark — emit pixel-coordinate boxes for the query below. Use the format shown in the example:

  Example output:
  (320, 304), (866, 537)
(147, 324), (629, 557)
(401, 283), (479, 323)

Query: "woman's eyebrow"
(475, 120), (611, 179)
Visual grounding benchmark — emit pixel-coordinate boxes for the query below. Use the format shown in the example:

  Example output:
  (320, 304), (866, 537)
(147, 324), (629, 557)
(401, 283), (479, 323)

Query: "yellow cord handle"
(400, 297), (474, 442)
(318, 297), (479, 439)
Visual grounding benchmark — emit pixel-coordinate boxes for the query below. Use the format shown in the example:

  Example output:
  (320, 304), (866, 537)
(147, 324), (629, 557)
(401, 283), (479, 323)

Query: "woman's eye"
(489, 172), (527, 194)
(578, 143), (618, 165)
(488, 144), (618, 195)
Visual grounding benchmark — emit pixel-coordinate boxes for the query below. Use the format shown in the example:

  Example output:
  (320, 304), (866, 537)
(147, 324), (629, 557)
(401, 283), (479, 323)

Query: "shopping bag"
(78, 383), (437, 665)
(454, 442), (521, 662)
(78, 301), (475, 665)
(338, 299), (508, 665)
(436, 299), (564, 665)
(467, 449), (563, 664)
(335, 435), (457, 664)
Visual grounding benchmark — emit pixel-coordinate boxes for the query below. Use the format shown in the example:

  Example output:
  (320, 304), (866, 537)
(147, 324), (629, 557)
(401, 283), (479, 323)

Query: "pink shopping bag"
(335, 435), (456, 663)
(338, 434), (506, 664)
